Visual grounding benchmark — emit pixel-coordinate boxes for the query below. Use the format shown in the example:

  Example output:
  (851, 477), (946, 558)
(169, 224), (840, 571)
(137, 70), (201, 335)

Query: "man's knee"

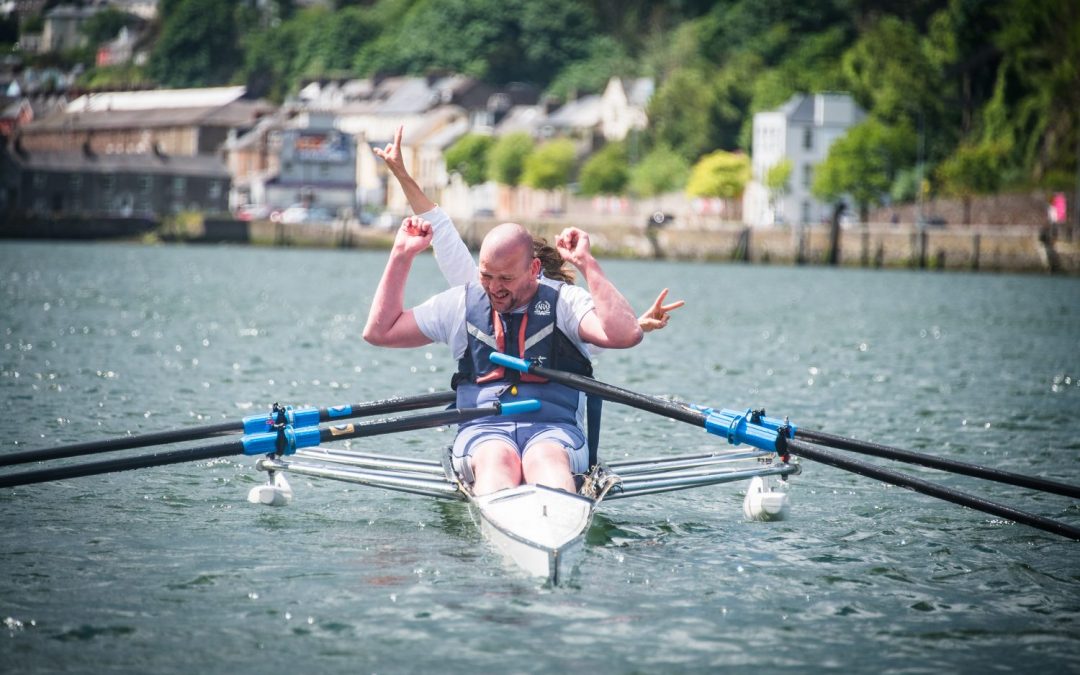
(471, 441), (521, 473)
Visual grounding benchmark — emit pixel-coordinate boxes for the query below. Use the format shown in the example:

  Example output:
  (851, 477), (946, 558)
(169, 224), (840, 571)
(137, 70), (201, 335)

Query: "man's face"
(478, 247), (540, 313)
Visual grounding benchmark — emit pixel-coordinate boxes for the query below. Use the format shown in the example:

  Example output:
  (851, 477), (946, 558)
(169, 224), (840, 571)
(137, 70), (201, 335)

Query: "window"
(172, 177), (187, 197)
(801, 200), (811, 223)
(802, 164), (813, 188)
(70, 175), (82, 191)
(803, 127), (813, 150)
(139, 176), (153, 194)
(32, 173), (47, 189)
(208, 181), (222, 200)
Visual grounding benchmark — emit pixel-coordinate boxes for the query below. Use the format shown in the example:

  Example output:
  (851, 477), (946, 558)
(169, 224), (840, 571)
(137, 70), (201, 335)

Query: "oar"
(786, 439), (1080, 541)
(0, 390), (457, 468)
(794, 427), (1080, 499)
(0, 399), (537, 489)
(489, 353), (1080, 541)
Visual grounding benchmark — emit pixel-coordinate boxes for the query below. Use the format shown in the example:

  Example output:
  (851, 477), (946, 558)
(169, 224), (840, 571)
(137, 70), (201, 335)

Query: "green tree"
(444, 133), (495, 186)
(522, 138), (577, 191)
(579, 142), (629, 196)
(149, 0), (242, 87)
(80, 8), (139, 46)
(628, 144), (689, 198)
(813, 118), (916, 222)
(488, 132), (535, 187)
(764, 158), (793, 214)
(936, 142), (1005, 224)
(353, 0), (597, 86)
(983, 0), (1080, 188)
(686, 151), (751, 204)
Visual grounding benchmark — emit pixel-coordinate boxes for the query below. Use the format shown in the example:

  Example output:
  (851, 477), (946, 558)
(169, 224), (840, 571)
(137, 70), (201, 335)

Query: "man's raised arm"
(363, 216), (435, 348)
(556, 227), (643, 349)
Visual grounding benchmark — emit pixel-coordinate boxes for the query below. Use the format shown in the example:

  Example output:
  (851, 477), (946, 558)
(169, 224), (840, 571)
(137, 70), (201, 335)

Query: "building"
(264, 110), (357, 215)
(743, 92), (865, 227)
(600, 77), (653, 142)
(41, 4), (100, 53)
(20, 86), (272, 157)
(2, 140), (230, 218)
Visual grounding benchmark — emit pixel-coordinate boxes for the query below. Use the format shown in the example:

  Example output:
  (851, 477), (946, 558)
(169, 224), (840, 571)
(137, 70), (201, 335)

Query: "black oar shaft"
(0, 390), (457, 468)
(0, 403), (506, 489)
(0, 442), (241, 489)
(0, 422), (239, 468)
(787, 439), (1080, 541)
(797, 428), (1080, 499)
(518, 363), (708, 426)
(314, 405), (498, 444)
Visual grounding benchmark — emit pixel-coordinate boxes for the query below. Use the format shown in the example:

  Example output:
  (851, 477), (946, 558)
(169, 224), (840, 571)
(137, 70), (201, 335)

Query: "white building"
(743, 92), (865, 226)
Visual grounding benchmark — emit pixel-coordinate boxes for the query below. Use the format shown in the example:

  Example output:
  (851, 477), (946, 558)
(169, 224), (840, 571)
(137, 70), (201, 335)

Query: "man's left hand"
(555, 227), (593, 268)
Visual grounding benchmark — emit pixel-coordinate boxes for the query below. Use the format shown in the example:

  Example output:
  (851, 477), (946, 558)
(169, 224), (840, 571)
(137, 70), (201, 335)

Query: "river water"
(1, 241), (1077, 673)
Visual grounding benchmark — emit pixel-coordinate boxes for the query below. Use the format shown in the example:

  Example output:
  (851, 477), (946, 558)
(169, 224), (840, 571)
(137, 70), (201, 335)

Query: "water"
(1, 241), (1078, 673)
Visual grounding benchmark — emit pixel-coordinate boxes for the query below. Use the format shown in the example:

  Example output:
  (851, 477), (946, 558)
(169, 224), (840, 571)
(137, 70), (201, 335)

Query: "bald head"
(477, 223), (541, 313)
(480, 223), (534, 265)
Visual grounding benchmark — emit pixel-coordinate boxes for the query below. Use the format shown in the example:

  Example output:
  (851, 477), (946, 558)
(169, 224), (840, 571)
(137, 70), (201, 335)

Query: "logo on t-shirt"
(533, 299), (552, 316)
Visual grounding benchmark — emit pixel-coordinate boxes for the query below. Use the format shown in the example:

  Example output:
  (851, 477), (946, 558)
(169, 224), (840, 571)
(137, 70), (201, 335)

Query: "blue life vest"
(455, 278), (594, 428)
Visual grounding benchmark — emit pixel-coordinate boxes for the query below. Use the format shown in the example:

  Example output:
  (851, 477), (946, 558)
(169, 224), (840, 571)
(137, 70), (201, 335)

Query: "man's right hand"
(394, 215), (433, 256)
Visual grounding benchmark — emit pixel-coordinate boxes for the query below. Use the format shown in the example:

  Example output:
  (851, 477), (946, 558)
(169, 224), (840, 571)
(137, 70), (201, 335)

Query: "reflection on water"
(1, 242), (1078, 671)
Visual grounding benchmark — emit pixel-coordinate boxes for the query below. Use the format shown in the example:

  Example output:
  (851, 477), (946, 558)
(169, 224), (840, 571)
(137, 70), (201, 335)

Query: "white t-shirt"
(414, 205), (599, 358)
(413, 283), (597, 360)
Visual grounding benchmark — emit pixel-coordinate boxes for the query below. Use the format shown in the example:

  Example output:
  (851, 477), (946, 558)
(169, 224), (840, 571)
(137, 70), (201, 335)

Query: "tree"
(81, 8), (140, 46)
(936, 142), (1005, 225)
(353, 0), (598, 86)
(812, 118), (916, 222)
(764, 158), (793, 218)
(628, 144), (689, 198)
(522, 139), (576, 191)
(149, 0), (242, 87)
(686, 150), (751, 200)
(488, 133), (534, 187)
(983, 0), (1080, 188)
(444, 134), (495, 187)
(579, 142), (629, 196)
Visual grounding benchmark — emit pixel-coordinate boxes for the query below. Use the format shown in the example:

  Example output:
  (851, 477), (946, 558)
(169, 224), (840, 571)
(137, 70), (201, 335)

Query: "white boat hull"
(470, 484), (596, 583)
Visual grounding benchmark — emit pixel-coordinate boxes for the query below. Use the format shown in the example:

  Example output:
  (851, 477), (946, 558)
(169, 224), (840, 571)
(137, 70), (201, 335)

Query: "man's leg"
(521, 442), (575, 492)
(470, 440), (522, 495)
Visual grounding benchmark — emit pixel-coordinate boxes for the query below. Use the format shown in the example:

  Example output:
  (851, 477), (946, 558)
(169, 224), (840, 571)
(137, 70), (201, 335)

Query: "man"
(363, 215), (642, 495)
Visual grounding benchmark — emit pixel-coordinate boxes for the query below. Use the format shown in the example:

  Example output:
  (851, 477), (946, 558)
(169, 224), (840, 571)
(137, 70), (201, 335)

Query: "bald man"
(364, 216), (642, 495)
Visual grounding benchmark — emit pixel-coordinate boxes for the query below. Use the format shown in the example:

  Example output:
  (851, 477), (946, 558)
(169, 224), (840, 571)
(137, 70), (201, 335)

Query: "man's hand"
(638, 288), (685, 332)
(374, 125), (407, 177)
(394, 216), (433, 256)
(555, 227), (593, 269)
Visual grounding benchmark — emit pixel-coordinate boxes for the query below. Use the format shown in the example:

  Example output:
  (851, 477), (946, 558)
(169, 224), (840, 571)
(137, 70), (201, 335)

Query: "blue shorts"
(452, 421), (588, 482)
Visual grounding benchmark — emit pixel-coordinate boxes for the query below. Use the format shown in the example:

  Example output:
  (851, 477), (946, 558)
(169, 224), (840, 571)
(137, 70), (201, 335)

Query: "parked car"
(234, 204), (271, 221)
(280, 204), (310, 224)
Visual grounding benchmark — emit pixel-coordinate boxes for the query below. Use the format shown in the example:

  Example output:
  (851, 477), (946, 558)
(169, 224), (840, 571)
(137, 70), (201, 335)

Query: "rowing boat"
(10, 361), (1074, 582)
(252, 443), (798, 582)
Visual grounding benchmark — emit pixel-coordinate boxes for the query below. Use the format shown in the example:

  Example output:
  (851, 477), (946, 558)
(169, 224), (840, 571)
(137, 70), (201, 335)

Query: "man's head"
(478, 223), (541, 313)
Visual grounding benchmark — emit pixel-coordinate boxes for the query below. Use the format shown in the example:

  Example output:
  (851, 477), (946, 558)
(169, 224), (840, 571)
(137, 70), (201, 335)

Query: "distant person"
(374, 125), (684, 332)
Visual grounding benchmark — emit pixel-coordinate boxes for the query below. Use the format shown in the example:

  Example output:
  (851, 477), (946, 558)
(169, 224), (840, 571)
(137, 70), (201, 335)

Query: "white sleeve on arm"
(557, 284), (601, 357)
(412, 286), (469, 358)
(421, 206), (477, 287)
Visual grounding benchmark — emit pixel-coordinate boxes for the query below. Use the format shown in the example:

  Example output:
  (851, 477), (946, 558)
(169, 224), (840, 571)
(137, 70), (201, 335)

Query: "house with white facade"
(600, 77), (653, 142)
(743, 92), (865, 227)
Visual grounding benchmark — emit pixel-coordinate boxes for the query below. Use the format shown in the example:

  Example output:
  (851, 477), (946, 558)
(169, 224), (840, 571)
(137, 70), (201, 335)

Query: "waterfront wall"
(3, 214), (1076, 275)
